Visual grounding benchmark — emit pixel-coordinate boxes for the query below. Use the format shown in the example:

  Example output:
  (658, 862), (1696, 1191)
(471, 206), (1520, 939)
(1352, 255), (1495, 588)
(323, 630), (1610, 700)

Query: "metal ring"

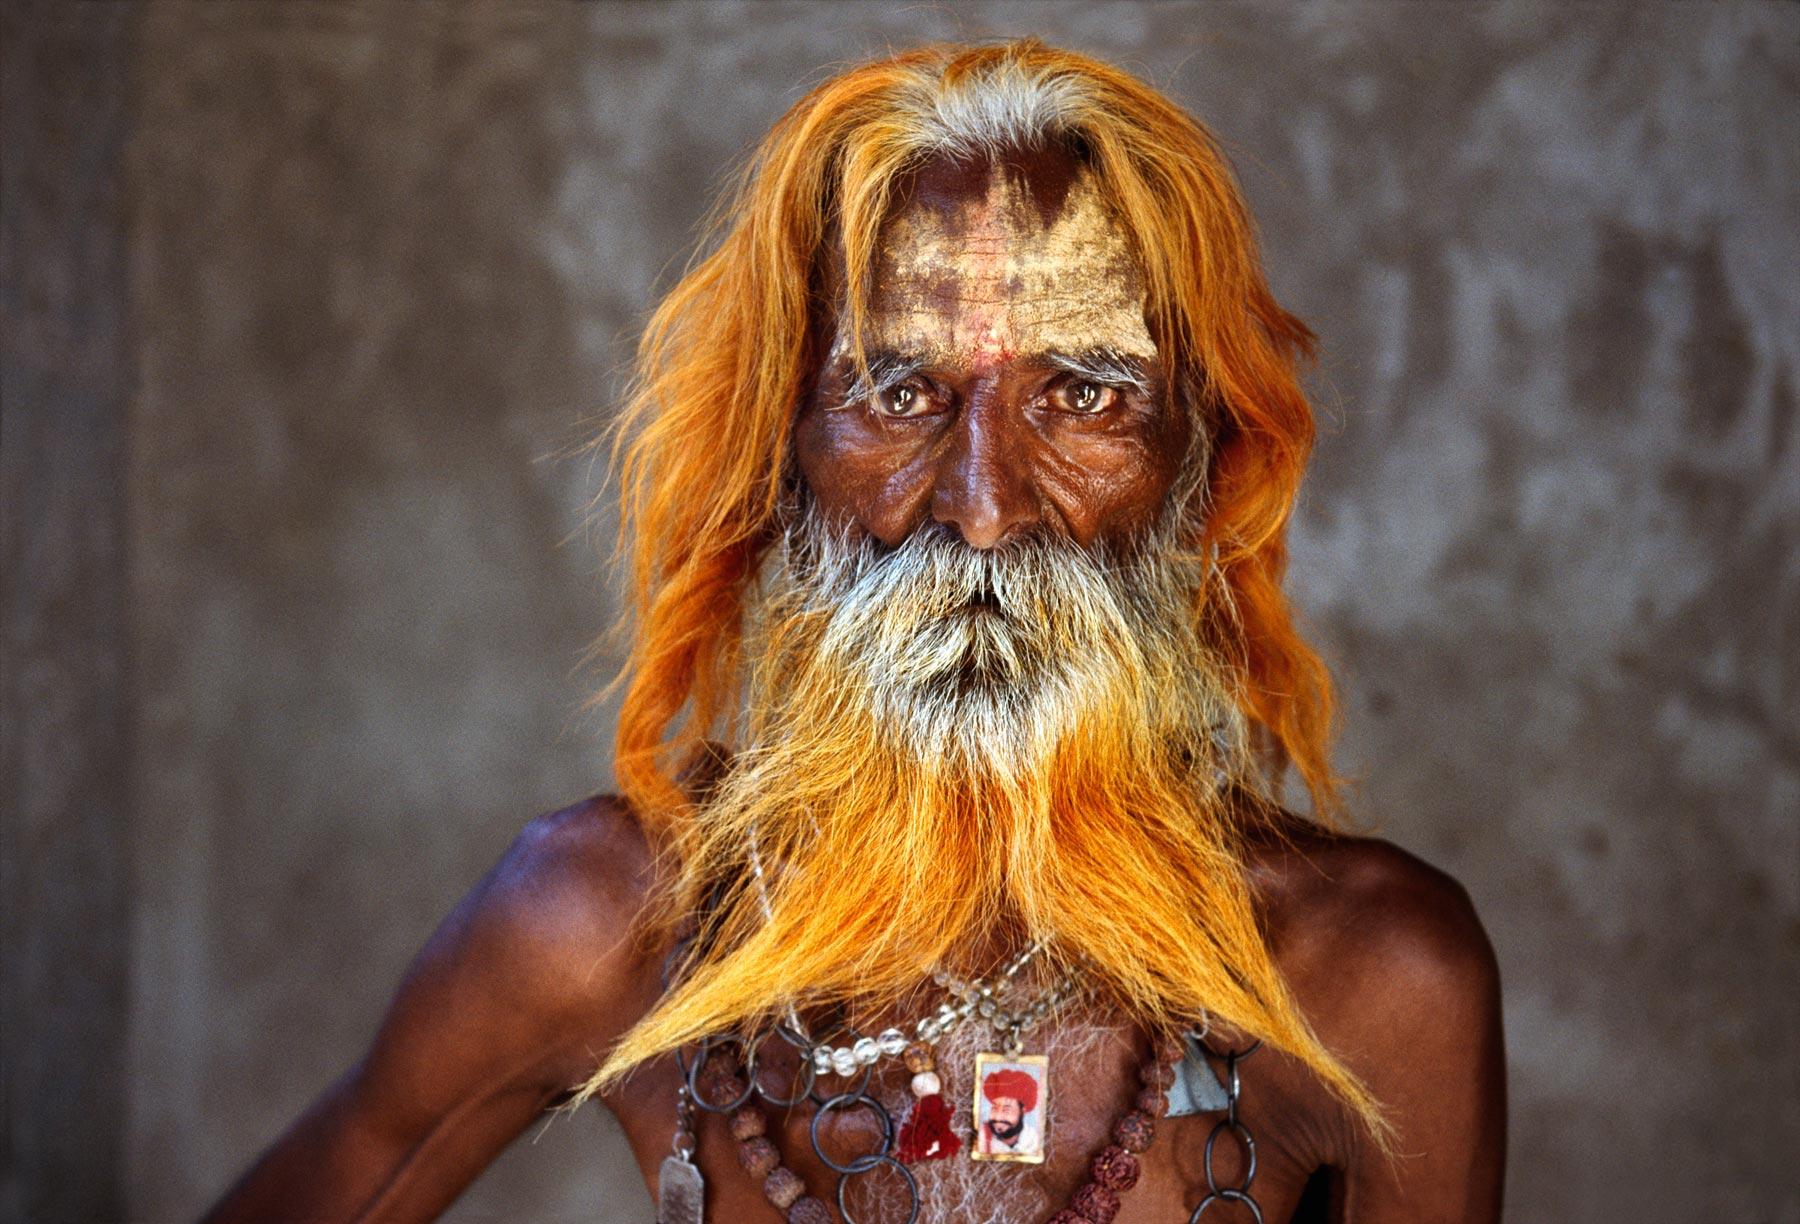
(673, 1034), (722, 1084)
(672, 1034), (713, 1078)
(1189, 1188), (1265, 1224)
(1187, 1035), (1262, 1222)
(835, 1154), (919, 1224)
(1197, 1036), (1262, 1062)
(1202, 1118), (1258, 1193)
(775, 1020), (813, 1047)
(808, 1091), (894, 1174)
(751, 1023), (818, 1109)
(685, 1034), (756, 1114)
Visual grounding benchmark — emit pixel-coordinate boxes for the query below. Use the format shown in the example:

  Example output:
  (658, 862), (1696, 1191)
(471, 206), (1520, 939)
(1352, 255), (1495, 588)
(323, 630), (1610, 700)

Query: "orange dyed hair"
(611, 39), (1336, 834)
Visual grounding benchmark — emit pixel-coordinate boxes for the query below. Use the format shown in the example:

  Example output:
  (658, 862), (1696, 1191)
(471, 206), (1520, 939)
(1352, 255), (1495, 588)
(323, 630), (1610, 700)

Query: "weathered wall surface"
(2, 6), (134, 1223)
(124, 5), (621, 1220)
(4, 2), (1794, 1221)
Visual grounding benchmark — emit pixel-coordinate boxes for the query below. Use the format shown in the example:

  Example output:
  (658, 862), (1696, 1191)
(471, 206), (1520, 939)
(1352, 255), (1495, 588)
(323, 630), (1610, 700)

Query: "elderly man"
(207, 40), (1504, 1224)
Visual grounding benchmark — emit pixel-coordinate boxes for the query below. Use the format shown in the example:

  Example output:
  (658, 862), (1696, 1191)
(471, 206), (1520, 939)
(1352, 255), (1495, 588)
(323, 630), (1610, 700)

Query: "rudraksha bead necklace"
(656, 925), (1266, 1221)
(688, 1030), (1188, 1224)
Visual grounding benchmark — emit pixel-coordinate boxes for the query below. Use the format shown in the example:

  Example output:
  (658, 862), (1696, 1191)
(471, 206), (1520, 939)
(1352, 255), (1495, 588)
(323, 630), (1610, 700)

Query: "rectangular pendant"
(656, 1154), (705, 1224)
(969, 1051), (1048, 1163)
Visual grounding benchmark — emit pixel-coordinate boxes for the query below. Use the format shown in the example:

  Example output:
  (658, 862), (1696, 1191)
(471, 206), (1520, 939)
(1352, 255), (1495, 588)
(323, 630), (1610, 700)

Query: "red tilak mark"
(964, 320), (1016, 367)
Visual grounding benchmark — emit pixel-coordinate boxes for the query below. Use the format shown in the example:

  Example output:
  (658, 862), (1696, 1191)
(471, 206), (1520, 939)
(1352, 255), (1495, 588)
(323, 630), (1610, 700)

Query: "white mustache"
(769, 509), (1210, 774)
(786, 519), (1132, 677)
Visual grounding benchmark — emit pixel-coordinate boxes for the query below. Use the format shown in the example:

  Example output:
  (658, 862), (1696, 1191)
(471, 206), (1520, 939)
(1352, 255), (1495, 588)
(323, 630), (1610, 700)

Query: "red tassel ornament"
(896, 1092), (961, 1162)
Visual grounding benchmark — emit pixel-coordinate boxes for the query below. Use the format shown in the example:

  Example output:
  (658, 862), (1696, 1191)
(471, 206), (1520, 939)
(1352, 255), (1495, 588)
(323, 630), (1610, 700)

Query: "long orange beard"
(592, 505), (1340, 1105)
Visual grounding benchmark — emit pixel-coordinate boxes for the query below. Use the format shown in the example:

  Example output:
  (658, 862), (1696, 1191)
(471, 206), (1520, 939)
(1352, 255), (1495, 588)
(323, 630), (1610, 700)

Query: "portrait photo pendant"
(970, 1050), (1050, 1164)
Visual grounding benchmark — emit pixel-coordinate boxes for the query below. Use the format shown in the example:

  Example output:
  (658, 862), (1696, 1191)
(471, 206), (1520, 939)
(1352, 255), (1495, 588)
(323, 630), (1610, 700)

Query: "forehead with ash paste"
(851, 151), (1155, 368)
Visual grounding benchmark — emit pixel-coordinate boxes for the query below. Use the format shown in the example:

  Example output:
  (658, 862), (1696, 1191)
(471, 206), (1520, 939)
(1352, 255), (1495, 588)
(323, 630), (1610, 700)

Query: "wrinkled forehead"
(839, 148), (1155, 366)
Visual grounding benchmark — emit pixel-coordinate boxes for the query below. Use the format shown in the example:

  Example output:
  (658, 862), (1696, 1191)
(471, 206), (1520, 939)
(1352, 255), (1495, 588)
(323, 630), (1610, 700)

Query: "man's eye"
(1054, 380), (1118, 414)
(876, 382), (932, 417)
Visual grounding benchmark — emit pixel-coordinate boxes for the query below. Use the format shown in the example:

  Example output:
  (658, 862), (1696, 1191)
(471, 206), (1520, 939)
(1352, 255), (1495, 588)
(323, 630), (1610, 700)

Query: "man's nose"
(930, 398), (1041, 550)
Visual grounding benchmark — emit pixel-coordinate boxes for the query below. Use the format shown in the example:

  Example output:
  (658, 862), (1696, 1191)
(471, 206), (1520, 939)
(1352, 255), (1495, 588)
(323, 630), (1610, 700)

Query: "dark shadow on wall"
(1, 5), (137, 1223)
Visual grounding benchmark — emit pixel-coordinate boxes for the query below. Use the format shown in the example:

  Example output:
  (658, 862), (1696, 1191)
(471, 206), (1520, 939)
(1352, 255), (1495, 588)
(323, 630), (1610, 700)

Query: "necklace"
(807, 939), (1059, 1077)
(652, 865), (1267, 1220)
(681, 948), (1082, 1169)
(678, 1029), (1190, 1224)
(794, 941), (1080, 1165)
(657, 923), (1265, 1223)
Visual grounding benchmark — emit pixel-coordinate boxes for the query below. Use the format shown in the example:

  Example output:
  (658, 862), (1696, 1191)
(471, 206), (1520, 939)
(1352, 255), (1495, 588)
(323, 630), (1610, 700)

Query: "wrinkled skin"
(203, 149), (1505, 1223)
(796, 146), (1189, 554)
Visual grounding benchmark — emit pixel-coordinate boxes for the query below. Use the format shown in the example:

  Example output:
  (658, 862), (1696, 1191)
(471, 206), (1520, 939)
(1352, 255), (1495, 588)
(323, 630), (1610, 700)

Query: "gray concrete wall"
(2, 6), (135, 1223)
(5, 3), (1796, 1221)
(124, 5), (620, 1220)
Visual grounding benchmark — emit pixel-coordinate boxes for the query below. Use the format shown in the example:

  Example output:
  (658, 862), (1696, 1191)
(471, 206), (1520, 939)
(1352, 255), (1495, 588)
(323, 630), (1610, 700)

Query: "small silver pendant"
(656, 1154), (705, 1224)
(1166, 1033), (1229, 1117)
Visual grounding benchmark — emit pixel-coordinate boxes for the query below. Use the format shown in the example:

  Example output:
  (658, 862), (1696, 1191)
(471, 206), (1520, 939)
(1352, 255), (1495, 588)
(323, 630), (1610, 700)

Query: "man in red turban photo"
(977, 1065), (1045, 1160)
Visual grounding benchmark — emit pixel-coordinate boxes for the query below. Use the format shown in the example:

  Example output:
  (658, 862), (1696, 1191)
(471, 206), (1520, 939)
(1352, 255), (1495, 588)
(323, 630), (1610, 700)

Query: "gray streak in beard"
(764, 498), (1235, 778)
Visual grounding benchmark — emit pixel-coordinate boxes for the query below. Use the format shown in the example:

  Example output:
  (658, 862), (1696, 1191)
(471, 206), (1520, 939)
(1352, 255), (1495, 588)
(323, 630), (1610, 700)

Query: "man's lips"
(950, 603), (1004, 623)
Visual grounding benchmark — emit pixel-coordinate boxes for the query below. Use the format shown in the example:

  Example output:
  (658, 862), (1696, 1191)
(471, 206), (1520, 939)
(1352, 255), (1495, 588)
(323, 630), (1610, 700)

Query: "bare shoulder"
(360, 794), (669, 1102)
(458, 751), (741, 1052)
(1239, 830), (1507, 1208)
(453, 794), (665, 1027)
(480, 793), (660, 945)
(1248, 829), (1499, 1012)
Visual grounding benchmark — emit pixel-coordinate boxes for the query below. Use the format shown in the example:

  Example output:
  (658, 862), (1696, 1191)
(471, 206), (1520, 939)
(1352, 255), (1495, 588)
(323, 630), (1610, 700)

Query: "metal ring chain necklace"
(653, 832), (1265, 1222)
